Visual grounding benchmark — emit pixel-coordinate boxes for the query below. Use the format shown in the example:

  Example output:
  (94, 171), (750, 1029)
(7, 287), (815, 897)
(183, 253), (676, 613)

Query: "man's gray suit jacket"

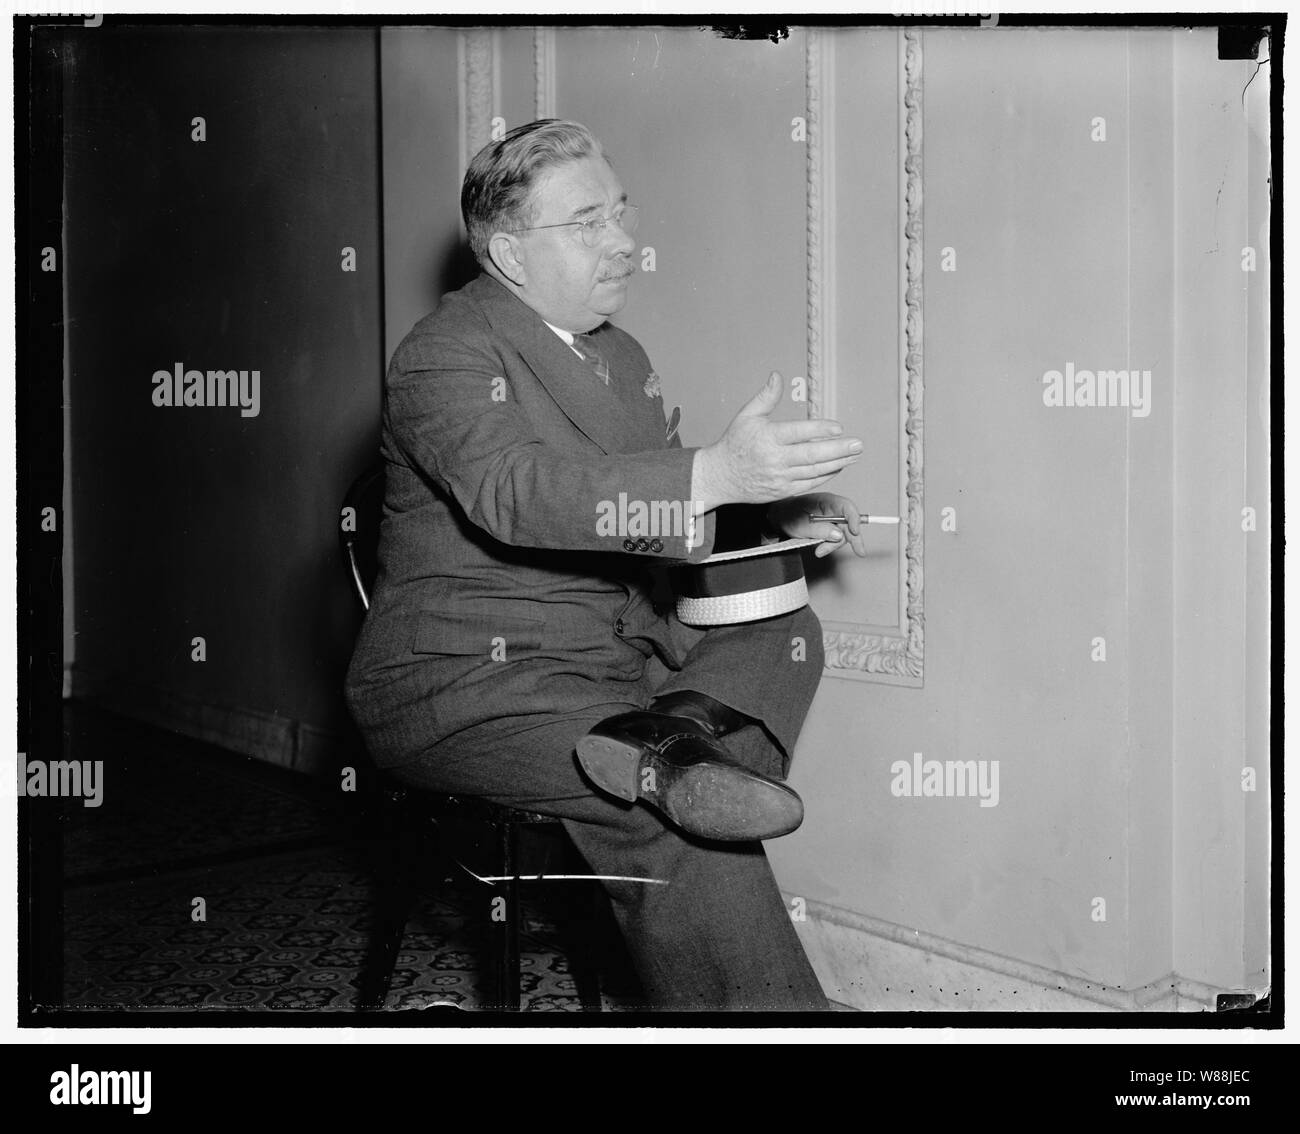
(345, 272), (740, 769)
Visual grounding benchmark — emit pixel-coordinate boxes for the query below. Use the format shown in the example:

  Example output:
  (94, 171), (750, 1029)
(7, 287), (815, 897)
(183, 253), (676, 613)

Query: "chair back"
(340, 460), (385, 610)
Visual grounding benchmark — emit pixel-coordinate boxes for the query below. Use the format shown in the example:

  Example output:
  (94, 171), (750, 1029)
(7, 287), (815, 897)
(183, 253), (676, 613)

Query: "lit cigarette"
(808, 514), (900, 525)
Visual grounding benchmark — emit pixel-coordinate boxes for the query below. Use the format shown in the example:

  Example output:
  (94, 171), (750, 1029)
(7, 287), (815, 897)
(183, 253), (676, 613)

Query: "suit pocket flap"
(411, 610), (544, 655)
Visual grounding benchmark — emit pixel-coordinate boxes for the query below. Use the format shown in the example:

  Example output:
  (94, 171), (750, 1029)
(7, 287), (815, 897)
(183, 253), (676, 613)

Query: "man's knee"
(792, 605), (825, 670)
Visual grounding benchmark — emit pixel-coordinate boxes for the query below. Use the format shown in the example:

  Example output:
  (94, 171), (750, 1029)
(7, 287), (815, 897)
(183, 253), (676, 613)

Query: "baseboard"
(787, 894), (1238, 1012)
(66, 669), (342, 777)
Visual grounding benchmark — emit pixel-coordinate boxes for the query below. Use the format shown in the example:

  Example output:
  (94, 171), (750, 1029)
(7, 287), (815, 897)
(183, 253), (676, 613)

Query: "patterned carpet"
(64, 845), (630, 1012)
(56, 704), (642, 1014)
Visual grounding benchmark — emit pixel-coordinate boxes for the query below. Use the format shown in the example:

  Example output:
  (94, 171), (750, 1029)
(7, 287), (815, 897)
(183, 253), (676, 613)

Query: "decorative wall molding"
(899, 26), (926, 683)
(804, 28), (835, 423)
(534, 26), (556, 119)
(788, 892), (1239, 1013)
(807, 27), (925, 687)
(459, 28), (496, 176)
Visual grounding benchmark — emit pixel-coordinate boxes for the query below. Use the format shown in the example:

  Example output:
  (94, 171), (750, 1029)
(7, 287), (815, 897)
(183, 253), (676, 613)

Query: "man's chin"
(593, 289), (630, 315)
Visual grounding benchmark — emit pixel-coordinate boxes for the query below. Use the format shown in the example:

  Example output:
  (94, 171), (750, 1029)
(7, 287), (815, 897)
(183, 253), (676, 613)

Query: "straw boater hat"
(673, 538), (821, 626)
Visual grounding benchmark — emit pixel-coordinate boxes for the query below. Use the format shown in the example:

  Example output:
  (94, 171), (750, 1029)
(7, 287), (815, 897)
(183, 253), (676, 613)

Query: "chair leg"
(580, 885), (608, 1010)
(357, 823), (422, 1011)
(553, 843), (604, 1011)
(506, 823), (523, 1010)
(485, 820), (523, 1011)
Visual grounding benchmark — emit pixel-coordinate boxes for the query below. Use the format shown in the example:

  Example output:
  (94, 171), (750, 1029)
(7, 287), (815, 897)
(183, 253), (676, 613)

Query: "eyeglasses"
(509, 205), (640, 248)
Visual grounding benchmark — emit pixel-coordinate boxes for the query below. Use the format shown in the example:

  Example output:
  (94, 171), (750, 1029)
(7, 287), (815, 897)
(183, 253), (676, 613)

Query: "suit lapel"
(471, 274), (643, 455)
(593, 324), (673, 453)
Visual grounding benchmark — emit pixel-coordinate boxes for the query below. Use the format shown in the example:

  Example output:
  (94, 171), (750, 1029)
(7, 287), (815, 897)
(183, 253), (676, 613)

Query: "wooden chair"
(340, 460), (604, 1012)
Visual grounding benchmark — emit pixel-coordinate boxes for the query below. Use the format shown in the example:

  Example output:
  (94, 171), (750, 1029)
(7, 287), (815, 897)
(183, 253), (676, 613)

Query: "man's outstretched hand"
(692, 371), (862, 512)
(767, 493), (869, 559)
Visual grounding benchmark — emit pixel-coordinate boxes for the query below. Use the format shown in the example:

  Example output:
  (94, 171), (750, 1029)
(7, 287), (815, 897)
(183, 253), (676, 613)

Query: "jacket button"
(635, 537), (650, 552)
(622, 538), (637, 552)
(649, 538), (664, 553)
(614, 619), (625, 635)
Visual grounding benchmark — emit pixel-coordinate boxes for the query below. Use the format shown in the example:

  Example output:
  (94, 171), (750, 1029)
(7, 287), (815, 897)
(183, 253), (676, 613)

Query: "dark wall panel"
(65, 26), (382, 761)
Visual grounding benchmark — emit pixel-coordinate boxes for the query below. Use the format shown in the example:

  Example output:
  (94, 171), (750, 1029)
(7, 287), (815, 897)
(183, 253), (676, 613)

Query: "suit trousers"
(385, 605), (828, 1011)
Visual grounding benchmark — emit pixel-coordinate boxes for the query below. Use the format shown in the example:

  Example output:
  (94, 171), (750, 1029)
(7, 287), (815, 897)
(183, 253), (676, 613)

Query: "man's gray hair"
(461, 119), (605, 266)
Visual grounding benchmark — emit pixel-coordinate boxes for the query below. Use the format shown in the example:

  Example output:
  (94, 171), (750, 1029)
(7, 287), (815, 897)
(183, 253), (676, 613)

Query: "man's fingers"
(838, 499), (863, 537)
(840, 502), (868, 556)
(769, 418), (845, 444)
(782, 438), (862, 467)
(788, 455), (860, 482)
(809, 523), (846, 546)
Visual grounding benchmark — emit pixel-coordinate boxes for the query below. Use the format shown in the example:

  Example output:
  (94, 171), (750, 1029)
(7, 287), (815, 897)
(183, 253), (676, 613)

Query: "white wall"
(769, 27), (1269, 1001)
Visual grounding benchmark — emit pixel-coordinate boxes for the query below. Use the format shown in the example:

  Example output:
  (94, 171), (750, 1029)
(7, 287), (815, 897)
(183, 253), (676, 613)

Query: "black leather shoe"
(647, 690), (751, 738)
(576, 711), (804, 841)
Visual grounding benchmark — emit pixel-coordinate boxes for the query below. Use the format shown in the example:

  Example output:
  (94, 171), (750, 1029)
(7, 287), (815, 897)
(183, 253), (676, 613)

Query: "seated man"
(345, 119), (867, 1011)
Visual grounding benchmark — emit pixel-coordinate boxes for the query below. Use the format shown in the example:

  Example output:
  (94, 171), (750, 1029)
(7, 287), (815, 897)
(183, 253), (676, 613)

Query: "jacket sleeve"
(383, 325), (717, 562)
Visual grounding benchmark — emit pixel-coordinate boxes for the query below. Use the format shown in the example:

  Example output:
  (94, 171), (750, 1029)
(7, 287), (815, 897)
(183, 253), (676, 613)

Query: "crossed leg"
(385, 607), (827, 1010)
(388, 704), (822, 1010)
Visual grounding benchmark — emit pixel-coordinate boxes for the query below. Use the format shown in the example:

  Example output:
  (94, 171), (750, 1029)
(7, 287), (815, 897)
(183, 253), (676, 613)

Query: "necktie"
(571, 333), (611, 385)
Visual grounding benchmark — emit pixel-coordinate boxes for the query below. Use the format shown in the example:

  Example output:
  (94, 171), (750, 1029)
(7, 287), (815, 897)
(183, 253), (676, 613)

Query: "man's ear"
(488, 232), (526, 286)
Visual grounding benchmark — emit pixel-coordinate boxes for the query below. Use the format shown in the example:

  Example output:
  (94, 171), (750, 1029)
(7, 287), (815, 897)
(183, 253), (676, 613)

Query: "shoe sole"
(576, 735), (804, 841)
(576, 734), (644, 802)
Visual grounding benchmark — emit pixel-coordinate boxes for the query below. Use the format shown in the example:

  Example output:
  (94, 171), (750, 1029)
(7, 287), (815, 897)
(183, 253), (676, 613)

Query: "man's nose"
(607, 220), (636, 256)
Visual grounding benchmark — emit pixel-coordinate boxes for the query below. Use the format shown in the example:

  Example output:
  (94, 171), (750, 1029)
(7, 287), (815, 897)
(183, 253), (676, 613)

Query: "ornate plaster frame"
(534, 26), (557, 119)
(806, 27), (925, 686)
(459, 28), (496, 175)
